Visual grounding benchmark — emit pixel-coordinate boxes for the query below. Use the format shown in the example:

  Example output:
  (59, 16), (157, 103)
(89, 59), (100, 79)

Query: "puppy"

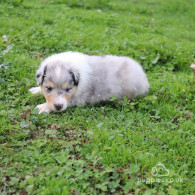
(29, 51), (149, 114)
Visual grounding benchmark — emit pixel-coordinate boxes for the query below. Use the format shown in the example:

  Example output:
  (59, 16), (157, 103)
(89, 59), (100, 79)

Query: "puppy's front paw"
(36, 103), (51, 114)
(29, 87), (41, 94)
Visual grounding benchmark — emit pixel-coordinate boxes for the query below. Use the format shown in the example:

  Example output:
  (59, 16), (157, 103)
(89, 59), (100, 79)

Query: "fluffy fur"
(29, 51), (149, 114)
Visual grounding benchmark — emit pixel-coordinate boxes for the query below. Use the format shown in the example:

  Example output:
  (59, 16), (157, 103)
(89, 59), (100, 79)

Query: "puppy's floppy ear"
(36, 65), (47, 86)
(69, 70), (80, 86)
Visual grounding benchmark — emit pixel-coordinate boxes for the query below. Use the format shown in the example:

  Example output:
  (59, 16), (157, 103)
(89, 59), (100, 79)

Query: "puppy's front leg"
(29, 87), (42, 94)
(36, 103), (51, 114)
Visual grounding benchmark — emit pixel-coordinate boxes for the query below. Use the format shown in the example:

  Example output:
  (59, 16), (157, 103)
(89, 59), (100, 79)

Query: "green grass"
(0, 0), (195, 194)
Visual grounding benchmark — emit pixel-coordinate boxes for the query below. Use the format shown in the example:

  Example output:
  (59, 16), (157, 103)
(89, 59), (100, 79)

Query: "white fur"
(30, 51), (149, 114)
(56, 66), (61, 78)
(42, 52), (91, 98)
(55, 96), (68, 111)
(36, 103), (51, 114)
(29, 87), (41, 94)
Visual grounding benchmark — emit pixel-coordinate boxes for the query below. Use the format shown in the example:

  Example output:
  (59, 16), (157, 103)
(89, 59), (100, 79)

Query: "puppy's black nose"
(54, 104), (63, 111)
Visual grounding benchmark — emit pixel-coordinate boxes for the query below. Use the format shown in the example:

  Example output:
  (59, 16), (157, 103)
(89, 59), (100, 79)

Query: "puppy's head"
(36, 61), (79, 112)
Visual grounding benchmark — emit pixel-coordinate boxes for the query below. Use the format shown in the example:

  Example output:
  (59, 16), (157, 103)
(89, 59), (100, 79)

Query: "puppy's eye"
(64, 88), (72, 93)
(46, 87), (52, 93)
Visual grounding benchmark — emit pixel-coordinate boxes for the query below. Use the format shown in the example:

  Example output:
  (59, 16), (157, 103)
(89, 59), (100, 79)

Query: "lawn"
(0, 0), (195, 194)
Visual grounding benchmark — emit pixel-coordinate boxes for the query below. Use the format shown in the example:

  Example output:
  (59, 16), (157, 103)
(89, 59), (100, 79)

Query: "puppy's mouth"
(54, 103), (63, 111)
(53, 103), (67, 112)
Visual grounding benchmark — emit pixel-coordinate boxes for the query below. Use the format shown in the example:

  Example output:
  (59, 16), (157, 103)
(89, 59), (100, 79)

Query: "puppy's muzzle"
(54, 104), (63, 111)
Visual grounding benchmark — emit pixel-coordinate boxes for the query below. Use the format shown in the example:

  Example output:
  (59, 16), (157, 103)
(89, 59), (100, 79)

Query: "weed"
(0, 0), (195, 194)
